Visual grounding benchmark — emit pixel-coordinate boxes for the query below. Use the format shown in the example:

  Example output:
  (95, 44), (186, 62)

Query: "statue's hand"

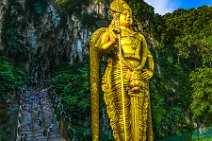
(140, 69), (153, 80)
(130, 70), (148, 91)
(108, 26), (120, 43)
(109, 31), (116, 43)
(130, 71), (141, 89)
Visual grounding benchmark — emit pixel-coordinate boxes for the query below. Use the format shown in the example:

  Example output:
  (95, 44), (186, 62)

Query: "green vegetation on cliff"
(0, 54), (26, 102)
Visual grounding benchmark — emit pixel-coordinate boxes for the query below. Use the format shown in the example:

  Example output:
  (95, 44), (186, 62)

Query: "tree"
(190, 68), (212, 125)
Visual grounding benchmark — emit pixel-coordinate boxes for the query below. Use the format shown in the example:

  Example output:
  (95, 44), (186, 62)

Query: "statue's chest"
(120, 35), (141, 54)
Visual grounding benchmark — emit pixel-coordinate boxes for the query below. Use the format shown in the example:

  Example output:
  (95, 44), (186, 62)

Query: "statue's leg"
(130, 95), (140, 141)
(147, 98), (154, 141)
(130, 90), (150, 141)
(113, 65), (132, 141)
(103, 63), (132, 141)
(131, 94), (144, 141)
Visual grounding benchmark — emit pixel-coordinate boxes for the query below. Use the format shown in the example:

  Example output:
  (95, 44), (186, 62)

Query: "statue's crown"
(110, 0), (132, 13)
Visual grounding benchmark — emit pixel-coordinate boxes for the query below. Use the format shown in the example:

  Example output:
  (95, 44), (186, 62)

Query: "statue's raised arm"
(90, 0), (154, 140)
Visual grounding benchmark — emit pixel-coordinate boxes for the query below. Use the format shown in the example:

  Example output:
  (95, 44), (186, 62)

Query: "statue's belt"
(116, 54), (139, 72)
(123, 53), (140, 60)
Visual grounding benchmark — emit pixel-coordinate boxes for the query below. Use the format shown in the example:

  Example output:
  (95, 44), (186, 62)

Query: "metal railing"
(16, 105), (22, 141)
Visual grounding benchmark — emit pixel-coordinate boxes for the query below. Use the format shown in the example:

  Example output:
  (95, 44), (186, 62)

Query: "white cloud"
(144, 0), (179, 15)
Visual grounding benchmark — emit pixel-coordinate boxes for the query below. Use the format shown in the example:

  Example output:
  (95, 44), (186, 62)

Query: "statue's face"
(119, 10), (132, 27)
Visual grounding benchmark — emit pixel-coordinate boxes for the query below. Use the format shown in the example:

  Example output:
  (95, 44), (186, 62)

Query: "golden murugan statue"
(90, 0), (154, 140)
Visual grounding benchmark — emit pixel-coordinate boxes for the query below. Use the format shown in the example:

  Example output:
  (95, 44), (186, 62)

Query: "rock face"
(0, 0), (9, 50)
(1, 0), (155, 84)
(0, 0), (109, 83)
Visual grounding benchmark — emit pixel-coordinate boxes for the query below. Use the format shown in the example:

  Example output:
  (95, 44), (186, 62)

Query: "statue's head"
(110, 0), (132, 27)
(110, 0), (132, 13)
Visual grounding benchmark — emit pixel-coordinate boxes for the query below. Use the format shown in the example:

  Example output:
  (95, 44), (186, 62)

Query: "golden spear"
(117, 0), (127, 140)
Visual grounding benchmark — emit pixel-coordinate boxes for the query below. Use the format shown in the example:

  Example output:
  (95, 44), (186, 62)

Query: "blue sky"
(144, 0), (212, 15)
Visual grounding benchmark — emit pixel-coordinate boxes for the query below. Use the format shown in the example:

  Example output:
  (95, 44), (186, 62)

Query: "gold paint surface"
(90, 0), (154, 140)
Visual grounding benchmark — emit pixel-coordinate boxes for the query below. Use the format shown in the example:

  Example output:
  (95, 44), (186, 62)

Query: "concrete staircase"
(19, 88), (65, 141)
